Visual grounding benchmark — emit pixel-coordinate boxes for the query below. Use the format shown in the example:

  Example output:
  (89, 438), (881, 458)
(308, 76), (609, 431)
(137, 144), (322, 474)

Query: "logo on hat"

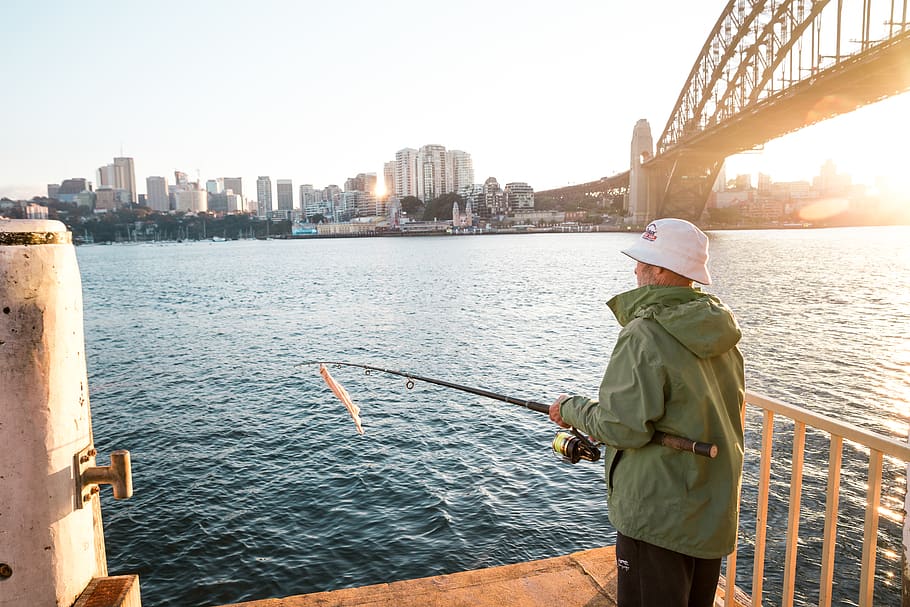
(642, 222), (657, 241)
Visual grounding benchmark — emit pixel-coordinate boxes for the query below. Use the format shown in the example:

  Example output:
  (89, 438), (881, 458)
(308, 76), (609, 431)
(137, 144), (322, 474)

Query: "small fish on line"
(319, 363), (364, 435)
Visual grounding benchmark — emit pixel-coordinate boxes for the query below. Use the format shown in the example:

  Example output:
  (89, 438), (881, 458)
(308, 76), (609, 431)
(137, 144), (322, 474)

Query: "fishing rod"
(303, 361), (718, 461)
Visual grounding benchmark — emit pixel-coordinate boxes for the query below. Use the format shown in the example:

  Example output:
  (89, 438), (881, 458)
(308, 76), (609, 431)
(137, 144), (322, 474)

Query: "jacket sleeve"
(560, 324), (668, 449)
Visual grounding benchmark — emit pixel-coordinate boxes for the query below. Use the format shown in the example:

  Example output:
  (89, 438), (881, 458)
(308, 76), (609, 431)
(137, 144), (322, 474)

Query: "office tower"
(256, 176), (273, 216)
(628, 119), (654, 223)
(96, 164), (122, 189)
(448, 150), (474, 195)
(223, 177), (243, 198)
(146, 176), (169, 212)
(418, 144), (447, 202)
(394, 148), (419, 198)
(57, 178), (89, 204)
(174, 171), (189, 187)
(47, 184), (60, 199)
(206, 178), (224, 195)
(276, 179), (294, 210)
(114, 157), (136, 203)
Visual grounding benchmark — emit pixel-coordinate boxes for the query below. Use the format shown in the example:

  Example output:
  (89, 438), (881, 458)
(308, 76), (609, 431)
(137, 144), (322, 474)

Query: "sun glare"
(374, 169), (386, 198)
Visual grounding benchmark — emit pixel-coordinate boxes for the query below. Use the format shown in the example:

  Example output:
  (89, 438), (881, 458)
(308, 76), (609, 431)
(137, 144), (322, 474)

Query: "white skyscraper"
(146, 176), (169, 212)
(448, 150), (474, 194)
(256, 176), (272, 216)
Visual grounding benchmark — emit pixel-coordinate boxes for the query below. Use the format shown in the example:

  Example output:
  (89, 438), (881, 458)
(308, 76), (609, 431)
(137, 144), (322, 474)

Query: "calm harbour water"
(78, 226), (910, 606)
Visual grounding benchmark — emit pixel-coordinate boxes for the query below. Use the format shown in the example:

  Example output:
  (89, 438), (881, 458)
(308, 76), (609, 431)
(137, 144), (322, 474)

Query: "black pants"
(616, 533), (722, 607)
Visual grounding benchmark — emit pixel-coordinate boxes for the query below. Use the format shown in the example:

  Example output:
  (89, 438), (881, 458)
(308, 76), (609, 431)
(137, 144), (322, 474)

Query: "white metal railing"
(721, 391), (910, 607)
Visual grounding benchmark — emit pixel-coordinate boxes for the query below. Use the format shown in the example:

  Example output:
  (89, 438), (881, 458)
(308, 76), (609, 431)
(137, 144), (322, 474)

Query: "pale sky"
(1, 1), (908, 201)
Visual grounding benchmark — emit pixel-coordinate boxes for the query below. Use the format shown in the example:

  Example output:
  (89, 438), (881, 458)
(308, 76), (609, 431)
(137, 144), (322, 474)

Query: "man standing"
(549, 218), (745, 607)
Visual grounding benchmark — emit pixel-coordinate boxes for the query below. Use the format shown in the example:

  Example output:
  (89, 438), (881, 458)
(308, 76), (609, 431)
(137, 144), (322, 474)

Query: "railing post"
(903, 432), (910, 606)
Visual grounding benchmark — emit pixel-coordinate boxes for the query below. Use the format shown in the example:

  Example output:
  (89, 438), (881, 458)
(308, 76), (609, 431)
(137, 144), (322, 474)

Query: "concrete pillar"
(0, 219), (106, 606)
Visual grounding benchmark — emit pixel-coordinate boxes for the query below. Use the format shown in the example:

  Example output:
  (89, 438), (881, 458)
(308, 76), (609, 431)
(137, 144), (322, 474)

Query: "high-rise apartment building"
(146, 176), (169, 212)
(256, 176), (273, 216)
(394, 148), (419, 199)
(417, 144), (447, 202)
(383, 162), (395, 199)
(223, 177), (243, 198)
(276, 179), (294, 210)
(447, 150), (474, 195)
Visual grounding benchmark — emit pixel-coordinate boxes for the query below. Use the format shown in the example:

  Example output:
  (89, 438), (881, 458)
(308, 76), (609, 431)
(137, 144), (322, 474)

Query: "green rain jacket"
(559, 285), (745, 559)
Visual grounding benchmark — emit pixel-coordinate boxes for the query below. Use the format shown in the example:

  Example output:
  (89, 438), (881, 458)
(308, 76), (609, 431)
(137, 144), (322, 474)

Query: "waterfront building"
(628, 118), (654, 223)
(482, 177), (505, 217)
(223, 177), (243, 198)
(814, 159), (851, 195)
(447, 150), (474, 195)
(394, 148), (419, 199)
(277, 179), (294, 211)
(417, 144), (447, 202)
(146, 176), (169, 212)
(758, 172), (772, 195)
(256, 176), (272, 217)
(504, 182), (534, 211)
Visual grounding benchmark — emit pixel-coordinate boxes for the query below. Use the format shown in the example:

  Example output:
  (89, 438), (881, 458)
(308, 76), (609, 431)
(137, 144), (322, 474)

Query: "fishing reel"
(552, 428), (602, 464)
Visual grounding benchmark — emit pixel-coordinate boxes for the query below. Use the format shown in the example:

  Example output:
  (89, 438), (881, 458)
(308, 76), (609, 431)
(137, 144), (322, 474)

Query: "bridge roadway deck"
(216, 545), (748, 607)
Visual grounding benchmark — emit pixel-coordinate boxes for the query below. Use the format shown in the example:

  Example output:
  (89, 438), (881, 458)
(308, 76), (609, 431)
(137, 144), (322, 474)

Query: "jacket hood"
(607, 285), (741, 359)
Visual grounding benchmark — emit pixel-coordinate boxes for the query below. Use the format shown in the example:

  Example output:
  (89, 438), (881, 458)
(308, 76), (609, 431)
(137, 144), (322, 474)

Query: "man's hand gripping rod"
(306, 361), (718, 460)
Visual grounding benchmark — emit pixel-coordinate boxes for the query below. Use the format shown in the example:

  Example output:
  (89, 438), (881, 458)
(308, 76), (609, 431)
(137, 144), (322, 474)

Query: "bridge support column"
(628, 119), (654, 225)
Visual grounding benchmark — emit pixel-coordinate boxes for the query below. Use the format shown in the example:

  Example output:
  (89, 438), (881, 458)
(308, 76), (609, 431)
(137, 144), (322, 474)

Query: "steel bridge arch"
(644, 0), (910, 221)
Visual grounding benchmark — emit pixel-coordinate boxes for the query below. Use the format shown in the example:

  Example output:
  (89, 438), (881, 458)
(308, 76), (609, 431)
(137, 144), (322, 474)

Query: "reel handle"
(652, 431), (718, 458)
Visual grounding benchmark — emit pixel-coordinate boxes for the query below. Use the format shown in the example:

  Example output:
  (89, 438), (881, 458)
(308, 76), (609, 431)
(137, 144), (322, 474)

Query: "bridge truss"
(650, 0), (910, 220)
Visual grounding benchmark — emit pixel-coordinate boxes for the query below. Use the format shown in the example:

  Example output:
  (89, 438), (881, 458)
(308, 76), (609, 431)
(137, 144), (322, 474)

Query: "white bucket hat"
(621, 218), (711, 285)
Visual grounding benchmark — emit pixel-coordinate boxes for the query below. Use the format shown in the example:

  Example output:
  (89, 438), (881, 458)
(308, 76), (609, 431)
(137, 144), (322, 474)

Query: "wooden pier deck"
(217, 545), (748, 607)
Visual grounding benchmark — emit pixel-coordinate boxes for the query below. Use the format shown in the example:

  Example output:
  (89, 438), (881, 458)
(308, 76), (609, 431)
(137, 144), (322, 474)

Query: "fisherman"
(549, 218), (745, 607)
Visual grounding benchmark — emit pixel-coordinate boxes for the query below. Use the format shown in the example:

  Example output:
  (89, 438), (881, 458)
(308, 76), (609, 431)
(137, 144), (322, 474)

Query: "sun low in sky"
(0, 1), (907, 201)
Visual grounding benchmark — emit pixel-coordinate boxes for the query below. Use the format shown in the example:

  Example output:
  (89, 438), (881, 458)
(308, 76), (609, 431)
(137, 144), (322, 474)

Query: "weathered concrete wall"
(0, 219), (104, 606)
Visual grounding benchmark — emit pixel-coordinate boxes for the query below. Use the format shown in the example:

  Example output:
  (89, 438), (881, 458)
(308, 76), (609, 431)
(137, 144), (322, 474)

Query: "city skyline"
(1, 2), (908, 202)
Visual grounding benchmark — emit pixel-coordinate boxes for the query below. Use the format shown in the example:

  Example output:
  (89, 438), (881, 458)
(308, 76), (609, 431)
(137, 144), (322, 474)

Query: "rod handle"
(652, 431), (718, 458)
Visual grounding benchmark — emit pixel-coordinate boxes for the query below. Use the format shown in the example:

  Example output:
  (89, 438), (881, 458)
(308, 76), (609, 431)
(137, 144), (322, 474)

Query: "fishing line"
(302, 360), (718, 461)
